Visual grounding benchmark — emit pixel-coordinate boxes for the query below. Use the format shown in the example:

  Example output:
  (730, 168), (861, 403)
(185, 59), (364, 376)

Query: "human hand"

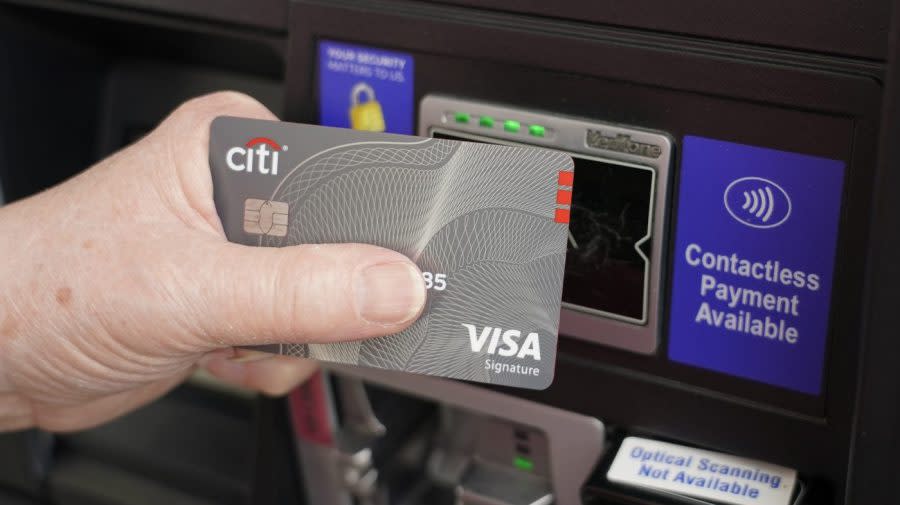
(0, 92), (426, 432)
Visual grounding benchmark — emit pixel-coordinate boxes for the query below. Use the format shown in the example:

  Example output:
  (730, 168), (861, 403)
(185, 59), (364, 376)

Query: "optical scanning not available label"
(668, 136), (845, 395)
(607, 437), (797, 505)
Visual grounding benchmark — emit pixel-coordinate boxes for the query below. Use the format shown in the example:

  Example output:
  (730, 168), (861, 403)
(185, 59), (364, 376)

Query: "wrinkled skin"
(0, 92), (426, 432)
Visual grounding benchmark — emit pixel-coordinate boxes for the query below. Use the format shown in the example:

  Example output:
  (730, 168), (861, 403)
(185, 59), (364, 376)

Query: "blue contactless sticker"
(668, 136), (845, 395)
(318, 40), (415, 134)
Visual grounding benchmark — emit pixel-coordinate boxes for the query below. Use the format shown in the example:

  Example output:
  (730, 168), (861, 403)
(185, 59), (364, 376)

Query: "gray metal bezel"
(419, 95), (673, 354)
(326, 364), (605, 505)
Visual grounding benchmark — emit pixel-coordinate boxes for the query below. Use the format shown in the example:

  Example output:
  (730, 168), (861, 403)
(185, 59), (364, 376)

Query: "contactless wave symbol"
(724, 177), (791, 229)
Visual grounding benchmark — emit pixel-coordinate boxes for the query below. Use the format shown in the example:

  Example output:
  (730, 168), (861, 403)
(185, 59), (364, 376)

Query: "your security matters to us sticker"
(209, 117), (574, 390)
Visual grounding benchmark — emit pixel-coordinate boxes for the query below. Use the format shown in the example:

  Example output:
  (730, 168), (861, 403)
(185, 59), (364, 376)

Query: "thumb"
(145, 91), (426, 351)
(181, 239), (427, 350)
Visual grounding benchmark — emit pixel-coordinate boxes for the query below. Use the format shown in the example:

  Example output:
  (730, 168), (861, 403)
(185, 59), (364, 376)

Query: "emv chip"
(243, 199), (289, 237)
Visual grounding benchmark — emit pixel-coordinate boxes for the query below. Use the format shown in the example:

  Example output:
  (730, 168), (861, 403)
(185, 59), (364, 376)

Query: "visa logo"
(463, 324), (541, 360)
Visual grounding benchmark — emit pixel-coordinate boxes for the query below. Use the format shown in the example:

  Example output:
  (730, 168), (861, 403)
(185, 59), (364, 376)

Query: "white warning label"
(607, 437), (797, 505)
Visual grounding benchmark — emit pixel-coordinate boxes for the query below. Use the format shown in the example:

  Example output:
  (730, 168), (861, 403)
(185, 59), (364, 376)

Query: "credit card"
(209, 117), (574, 389)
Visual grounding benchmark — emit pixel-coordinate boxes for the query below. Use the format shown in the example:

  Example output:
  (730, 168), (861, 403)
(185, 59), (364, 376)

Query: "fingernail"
(202, 355), (246, 383)
(356, 261), (425, 325)
(230, 349), (275, 363)
(198, 348), (233, 367)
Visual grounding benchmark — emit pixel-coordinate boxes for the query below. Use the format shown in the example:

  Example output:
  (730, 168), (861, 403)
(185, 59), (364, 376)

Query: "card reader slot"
(421, 95), (673, 354)
(429, 132), (655, 324)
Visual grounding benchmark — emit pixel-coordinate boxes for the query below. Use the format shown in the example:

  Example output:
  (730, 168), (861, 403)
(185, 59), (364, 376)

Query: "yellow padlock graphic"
(348, 82), (386, 132)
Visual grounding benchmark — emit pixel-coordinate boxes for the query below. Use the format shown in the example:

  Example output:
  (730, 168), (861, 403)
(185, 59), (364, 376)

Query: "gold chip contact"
(244, 198), (289, 237)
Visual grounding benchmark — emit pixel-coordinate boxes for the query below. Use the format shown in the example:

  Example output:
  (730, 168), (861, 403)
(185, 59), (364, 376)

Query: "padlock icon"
(348, 82), (386, 132)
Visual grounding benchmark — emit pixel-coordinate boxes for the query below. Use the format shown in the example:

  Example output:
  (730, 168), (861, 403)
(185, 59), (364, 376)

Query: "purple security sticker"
(668, 136), (845, 395)
(318, 40), (414, 134)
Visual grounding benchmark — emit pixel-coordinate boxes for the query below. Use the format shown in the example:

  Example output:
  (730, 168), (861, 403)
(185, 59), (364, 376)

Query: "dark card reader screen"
(434, 131), (654, 324)
(563, 158), (652, 322)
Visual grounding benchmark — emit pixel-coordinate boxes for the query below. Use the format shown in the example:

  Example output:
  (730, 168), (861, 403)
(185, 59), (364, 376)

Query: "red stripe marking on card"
(288, 370), (333, 447)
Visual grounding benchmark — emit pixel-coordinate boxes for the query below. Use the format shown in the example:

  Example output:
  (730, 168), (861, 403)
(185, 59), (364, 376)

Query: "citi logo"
(227, 137), (288, 175)
(463, 324), (541, 360)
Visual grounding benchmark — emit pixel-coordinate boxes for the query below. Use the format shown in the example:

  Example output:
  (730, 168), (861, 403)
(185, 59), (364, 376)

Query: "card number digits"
(423, 272), (447, 291)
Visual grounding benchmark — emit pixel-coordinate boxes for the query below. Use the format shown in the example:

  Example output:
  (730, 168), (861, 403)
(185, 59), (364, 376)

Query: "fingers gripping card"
(209, 118), (574, 389)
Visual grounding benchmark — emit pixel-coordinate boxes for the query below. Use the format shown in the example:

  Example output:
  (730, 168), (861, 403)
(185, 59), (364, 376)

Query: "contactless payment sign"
(668, 136), (845, 395)
(318, 40), (414, 134)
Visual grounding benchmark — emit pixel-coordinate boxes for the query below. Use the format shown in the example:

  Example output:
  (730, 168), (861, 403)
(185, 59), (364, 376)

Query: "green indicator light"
(504, 120), (521, 133)
(513, 456), (534, 472)
(529, 124), (546, 137)
(454, 112), (470, 124)
(479, 116), (495, 128)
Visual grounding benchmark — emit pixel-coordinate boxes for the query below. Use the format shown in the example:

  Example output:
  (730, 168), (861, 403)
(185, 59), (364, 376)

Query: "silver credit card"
(209, 117), (574, 389)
